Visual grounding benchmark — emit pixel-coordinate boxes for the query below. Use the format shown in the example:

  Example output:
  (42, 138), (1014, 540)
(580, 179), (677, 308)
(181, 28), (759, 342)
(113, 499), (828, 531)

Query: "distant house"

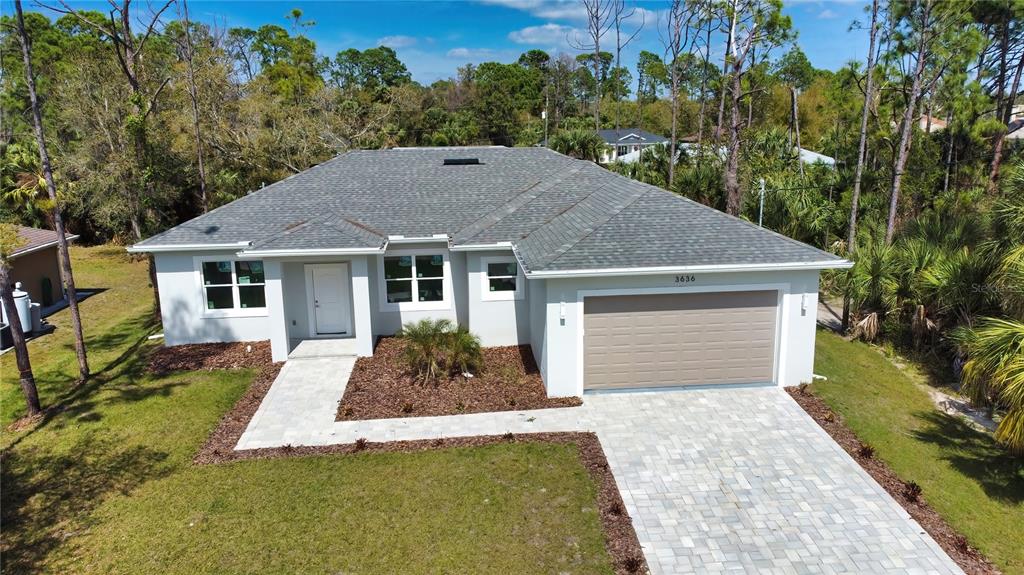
(1006, 119), (1024, 141)
(9, 226), (76, 306)
(597, 129), (669, 163)
(917, 114), (947, 133)
(616, 141), (836, 168)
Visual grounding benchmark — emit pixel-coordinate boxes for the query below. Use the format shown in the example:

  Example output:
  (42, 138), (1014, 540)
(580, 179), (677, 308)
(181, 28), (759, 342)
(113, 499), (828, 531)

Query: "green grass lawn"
(1, 246), (614, 574)
(813, 330), (1024, 573)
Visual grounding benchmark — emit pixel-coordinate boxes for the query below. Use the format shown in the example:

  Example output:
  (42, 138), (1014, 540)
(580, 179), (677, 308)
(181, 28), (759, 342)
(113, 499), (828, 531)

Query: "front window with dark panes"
(201, 260), (266, 310)
(487, 261), (518, 292)
(384, 254), (445, 304)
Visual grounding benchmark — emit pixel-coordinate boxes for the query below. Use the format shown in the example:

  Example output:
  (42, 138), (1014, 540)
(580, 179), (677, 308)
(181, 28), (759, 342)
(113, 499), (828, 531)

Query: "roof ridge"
(453, 160), (585, 243)
(524, 175), (654, 270)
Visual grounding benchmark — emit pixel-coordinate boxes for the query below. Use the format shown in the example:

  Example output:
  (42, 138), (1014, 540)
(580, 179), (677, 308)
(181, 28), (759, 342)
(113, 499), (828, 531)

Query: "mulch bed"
(194, 366), (647, 574)
(786, 386), (1000, 575)
(336, 337), (581, 421)
(148, 340), (272, 374)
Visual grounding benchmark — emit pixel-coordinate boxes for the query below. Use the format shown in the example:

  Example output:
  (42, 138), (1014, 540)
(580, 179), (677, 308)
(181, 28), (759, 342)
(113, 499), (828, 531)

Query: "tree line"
(1, 0), (1022, 453)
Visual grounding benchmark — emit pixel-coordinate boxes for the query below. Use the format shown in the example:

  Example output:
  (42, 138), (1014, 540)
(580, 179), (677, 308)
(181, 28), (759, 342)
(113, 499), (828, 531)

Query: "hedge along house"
(128, 147), (850, 397)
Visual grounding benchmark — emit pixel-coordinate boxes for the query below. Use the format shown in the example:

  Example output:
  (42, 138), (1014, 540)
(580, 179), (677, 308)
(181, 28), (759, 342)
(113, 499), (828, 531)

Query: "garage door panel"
(584, 291), (777, 389)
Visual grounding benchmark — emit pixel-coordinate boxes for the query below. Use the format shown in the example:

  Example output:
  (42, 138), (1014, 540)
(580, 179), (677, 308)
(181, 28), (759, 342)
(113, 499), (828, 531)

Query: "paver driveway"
(238, 357), (961, 574)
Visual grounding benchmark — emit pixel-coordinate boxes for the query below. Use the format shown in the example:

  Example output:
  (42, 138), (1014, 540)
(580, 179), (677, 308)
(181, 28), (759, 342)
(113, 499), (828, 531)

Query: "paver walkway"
(238, 356), (961, 574)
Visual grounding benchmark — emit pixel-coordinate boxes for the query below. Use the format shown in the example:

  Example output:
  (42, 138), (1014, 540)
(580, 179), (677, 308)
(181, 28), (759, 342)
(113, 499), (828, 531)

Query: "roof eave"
(126, 241), (251, 254)
(523, 259), (853, 279)
(238, 246), (386, 258)
(10, 234), (79, 259)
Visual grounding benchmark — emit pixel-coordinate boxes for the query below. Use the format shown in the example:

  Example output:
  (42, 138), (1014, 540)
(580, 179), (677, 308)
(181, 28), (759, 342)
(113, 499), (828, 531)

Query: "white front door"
(309, 264), (351, 335)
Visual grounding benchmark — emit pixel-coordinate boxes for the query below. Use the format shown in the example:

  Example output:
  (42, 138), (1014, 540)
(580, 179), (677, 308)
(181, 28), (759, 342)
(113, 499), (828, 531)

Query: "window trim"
(480, 256), (524, 301)
(377, 249), (453, 312)
(193, 256), (269, 318)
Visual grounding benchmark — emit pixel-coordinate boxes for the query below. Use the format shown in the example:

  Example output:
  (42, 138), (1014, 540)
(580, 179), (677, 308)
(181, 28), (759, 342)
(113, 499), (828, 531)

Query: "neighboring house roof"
(132, 147), (846, 273)
(1007, 119), (1024, 140)
(597, 129), (669, 145)
(10, 226), (77, 259)
(616, 143), (835, 167)
(797, 148), (836, 166)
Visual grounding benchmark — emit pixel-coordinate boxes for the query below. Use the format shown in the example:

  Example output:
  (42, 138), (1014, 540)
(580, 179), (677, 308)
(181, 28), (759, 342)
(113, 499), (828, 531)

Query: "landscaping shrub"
(903, 481), (923, 502)
(856, 442), (875, 459)
(398, 318), (483, 383)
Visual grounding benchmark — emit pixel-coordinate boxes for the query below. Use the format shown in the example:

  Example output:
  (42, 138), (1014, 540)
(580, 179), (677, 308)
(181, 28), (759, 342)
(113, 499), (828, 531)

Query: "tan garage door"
(583, 290), (778, 389)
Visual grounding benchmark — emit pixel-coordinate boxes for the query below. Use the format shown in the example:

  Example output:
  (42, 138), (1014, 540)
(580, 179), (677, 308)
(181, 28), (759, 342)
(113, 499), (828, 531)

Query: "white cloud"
(376, 35), (418, 48)
(508, 23), (577, 46)
(817, 9), (838, 19)
(446, 47), (497, 59)
(478, 0), (587, 22)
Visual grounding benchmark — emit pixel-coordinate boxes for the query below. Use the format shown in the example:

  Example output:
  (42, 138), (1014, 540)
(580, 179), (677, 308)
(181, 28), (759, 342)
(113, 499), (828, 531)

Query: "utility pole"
(543, 90), (550, 147)
(758, 178), (766, 227)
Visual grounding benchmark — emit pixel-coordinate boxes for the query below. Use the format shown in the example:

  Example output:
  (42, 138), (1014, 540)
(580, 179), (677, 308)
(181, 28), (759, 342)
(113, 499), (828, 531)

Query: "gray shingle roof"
(133, 146), (844, 272)
(597, 129), (669, 145)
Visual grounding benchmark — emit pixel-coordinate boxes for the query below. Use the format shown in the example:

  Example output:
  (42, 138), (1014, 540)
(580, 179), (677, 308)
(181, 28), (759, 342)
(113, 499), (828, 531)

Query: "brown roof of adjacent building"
(11, 226), (77, 258)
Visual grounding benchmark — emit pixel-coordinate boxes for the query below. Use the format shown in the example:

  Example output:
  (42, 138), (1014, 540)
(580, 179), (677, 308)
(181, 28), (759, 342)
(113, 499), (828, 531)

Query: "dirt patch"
(148, 341), (272, 374)
(336, 337), (580, 420)
(787, 386), (1000, 575)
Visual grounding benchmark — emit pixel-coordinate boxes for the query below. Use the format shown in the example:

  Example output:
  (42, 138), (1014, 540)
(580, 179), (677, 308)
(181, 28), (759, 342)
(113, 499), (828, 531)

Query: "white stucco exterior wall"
(528, 278), (548, 378)
(538, 270), (821, 397)
(465, 250), (530, 346)
(153, 251), (270, 346)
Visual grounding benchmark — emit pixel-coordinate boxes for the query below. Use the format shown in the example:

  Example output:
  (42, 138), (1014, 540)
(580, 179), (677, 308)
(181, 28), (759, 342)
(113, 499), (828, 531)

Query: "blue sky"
(15, 0), (873, 84)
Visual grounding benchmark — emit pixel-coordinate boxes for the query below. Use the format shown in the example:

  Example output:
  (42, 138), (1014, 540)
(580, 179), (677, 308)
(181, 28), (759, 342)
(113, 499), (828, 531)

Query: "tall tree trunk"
(696, 18), (712, 151)
(791, 86), (804, 177)
(988, 50), (1024, 192)
(715, 0), (737, 144)
(636, 73), (644, 128)
(1, 258), (41, 416)
(181, 0), (208, 213)
(15, 0), (89, 382)
(843, 0), (879, 331)
(885, 1), (931, 245)
(669, 71), (679, 188)
(942, 109), (953, 194)
(724, 61), (743, 215)
(593, 45), (602, 129)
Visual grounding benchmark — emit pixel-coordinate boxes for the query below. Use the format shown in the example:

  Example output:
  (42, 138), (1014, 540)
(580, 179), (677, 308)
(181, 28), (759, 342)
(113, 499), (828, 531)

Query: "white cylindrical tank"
(2, 282), (33, 333)
(30, 302), (42, 333)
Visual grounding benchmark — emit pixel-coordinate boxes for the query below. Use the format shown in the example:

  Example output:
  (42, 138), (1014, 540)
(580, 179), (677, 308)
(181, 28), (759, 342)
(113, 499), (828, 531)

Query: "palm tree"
(0, 224), (41, 417)
(952, 317), (1024, 454)
(549, 129), (608, 162)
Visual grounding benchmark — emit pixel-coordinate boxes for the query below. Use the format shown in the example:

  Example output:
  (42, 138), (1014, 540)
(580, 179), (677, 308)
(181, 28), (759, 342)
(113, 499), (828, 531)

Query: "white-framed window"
(195, 257), (268, 317)
(480, 256), (524, 301)
(379, 249), (451, 311)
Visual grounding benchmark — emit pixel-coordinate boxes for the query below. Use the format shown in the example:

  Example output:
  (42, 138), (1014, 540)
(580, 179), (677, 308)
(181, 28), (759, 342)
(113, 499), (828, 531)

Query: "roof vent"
(443, 158), (481, 165)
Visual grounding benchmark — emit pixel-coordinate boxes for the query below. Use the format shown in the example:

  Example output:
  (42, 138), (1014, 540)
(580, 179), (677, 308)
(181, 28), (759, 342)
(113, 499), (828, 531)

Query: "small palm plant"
(952, 317), (1024, 454)
(398, 319), (482, 384)
(399, 318), (451, 384)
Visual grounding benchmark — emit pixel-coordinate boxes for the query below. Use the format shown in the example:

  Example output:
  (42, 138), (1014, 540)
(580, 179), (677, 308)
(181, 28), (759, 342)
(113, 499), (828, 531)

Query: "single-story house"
(597, 129), (669, 164)
(128, 147), (850, 397)
(9, 225), (76, 306)
(617, 142), (836, 167)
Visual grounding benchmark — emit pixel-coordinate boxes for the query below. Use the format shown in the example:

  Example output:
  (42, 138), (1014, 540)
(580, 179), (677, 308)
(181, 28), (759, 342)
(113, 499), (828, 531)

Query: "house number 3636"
(674, 275), (696, 283)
